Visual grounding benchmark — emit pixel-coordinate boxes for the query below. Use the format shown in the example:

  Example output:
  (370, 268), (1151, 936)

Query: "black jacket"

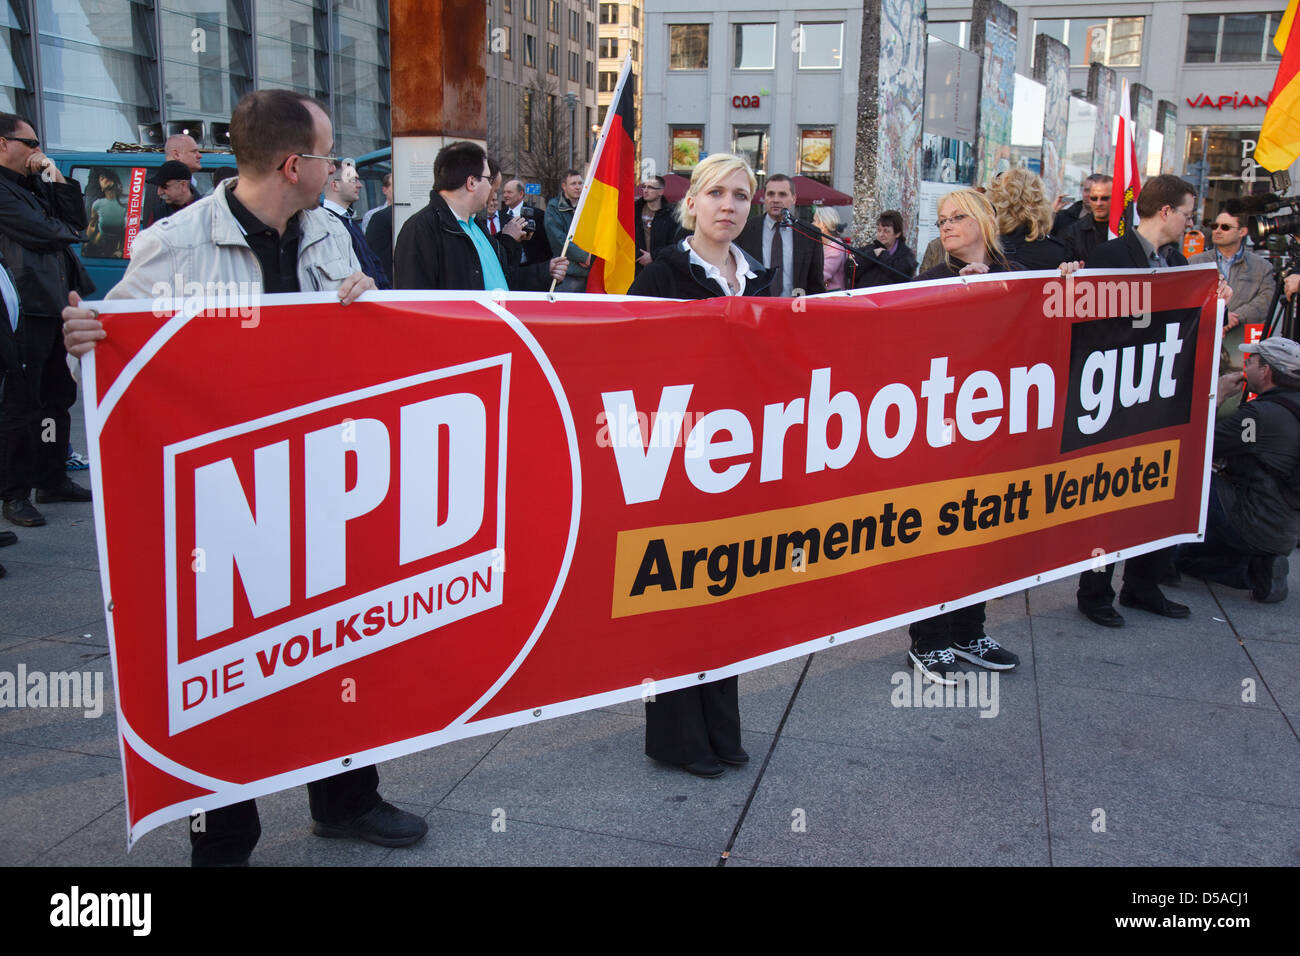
(501, 202), (552, 266)
(393, 191), (550, 291)
(853, 238), (917, 288)
(1214, 388), (1300, 554)
(627, 241), (775, 299)
(363, 204), (393, 283)
(1064, 216), (1112, 262)
(999, 225), (1068, 270)
(1086, 230), (1188, 270)
(737, 214), (826, 295)
(634, 198), (677, 273)
(915, 257), (1024, 282)
(0, 168), (94, 314)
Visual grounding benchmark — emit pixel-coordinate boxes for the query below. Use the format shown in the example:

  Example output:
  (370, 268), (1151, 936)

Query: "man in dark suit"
(1076, 174), (1200, 628)
(499, 179), (551, 266)
(738, 174), (825, 297)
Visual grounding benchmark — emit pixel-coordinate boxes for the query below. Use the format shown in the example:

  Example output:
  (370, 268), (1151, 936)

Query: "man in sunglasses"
(1063, 174), (1114, 261)
(1190, 201), (1273, 396)
(0, 112), (95, 532)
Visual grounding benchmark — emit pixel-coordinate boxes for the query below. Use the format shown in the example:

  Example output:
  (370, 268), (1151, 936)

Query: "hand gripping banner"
(82, 266), (1222, 844)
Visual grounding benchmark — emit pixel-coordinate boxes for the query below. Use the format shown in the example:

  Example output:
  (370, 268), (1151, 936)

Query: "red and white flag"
(1109, 78), (1141, 240)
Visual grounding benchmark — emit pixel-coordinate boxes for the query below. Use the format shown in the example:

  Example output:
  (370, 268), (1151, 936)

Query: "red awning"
(633, 173), (691, 204)
(788, 176), (852, 205)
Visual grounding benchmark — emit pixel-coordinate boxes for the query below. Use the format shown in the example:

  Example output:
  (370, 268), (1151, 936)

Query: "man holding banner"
(59, 89), (437, 866)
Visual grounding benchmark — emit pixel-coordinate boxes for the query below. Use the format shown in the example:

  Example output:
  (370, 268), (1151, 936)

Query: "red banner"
(84, 267), (1222, 844)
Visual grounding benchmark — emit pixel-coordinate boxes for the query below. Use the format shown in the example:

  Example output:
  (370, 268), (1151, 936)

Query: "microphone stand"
(779, 211), (913, 286)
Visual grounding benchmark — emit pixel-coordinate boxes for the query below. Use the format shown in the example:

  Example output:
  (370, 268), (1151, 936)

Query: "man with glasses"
(634, 175), (675, 275)
(394, 140), (566, 291)
(0, 112), (95, 531)
(1190, 200), (1273, 388)
(60, 90), (424, 866)
(1063, 174), (1114, 261)
(1076, 175), (1208, 627)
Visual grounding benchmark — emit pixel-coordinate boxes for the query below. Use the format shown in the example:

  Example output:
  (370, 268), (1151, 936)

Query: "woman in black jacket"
(908, 188), (1024, 683)
(627, 154), (773, 777)
(986, 168), (1068, 271)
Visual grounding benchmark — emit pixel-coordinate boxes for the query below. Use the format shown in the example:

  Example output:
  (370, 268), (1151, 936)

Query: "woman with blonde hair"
(627, 153), (774, 776)
(986, 167), (1068, 269)
(916, 187), (1019, 280)
(813, 205), (848, 290)
(628, 153), (774, 300)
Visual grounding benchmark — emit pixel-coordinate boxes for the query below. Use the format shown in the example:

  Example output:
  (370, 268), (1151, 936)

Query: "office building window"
(522, 88), (532, 152)
(524, 33), (536, 67)
(586, 21), (594, 49)
(669, 24), (709, 70)
(523, 0), (536, 24)
(630, 39), (638, 62)
(599, 70), (617, 92)
(570, 9), (580, 40)
(632, 5), (640, 29)
(734, 23), (775, 70)
(797, 22), (843, 70)
(498, 24), (512, 59)
(586, 60), (594, 87)
(670, 127), (703, 173)
(569, 50), (579, 80)
(1186, 13), (1282, 63)
(548, 0), (560, 32)
(503, 0), (512, 12)
(600, 37), (618, 58)
(1032, 18), (1144, 68)
(599, 3), (618, 26)
(547, 42), (559, 74)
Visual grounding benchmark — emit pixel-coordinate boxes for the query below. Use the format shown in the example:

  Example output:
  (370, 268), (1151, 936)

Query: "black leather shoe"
(680, 759), (725, 778)
(1119, 589), (1190, 619)
(1250, 555), (1289, 604)
(0, 562), (6, 578)
(0, 530), (15, 547)
(1079, 604), (1125, 628)
(716, 749), (749, 766)
(311, 801), (429, 847)
(2, 498), (44, 527)
(35, 479), (92, 503)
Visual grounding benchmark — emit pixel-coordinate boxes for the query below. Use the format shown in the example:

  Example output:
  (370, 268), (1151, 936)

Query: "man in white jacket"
(60, 90), (431, 867)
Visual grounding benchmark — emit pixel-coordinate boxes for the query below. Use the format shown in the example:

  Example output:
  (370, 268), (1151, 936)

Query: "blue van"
(52, 145), (393, 294)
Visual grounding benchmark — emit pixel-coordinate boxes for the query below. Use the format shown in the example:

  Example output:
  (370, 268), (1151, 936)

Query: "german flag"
(1257, 0), (1300, 171)
(1109, 77), (1141, 240)
(570, 55), (636, 294)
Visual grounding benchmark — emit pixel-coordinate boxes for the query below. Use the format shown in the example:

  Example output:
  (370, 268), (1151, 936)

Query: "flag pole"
(549, 53), (635, 293)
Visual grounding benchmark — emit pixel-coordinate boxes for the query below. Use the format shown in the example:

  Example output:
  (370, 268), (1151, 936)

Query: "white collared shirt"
(683, 238), (755, 296)
(322, 198), (353, 219)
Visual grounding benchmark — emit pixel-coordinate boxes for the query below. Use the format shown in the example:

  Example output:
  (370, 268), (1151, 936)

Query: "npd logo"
(163, 355), (510, 734)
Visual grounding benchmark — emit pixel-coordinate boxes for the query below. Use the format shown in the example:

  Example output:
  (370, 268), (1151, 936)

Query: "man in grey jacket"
(61, 90), (432, 867)
(546, 169), (590, 291)
(1189, 201), (1274, 370)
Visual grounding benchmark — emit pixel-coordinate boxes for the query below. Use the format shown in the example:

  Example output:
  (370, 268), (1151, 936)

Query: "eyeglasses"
(275, 152), (343, 171)
(935, 213), (970, 230)
(3, 135), (39, 149)
(1211, 222), (1238, 230)
(641, 183), (662, 190)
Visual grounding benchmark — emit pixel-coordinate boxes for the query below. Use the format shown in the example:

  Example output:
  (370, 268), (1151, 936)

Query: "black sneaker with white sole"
(950, 636), (1020, 671)
(907, 647), (961, 686)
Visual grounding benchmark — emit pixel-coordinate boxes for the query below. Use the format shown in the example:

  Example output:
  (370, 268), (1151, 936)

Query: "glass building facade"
(1, 0), (390, 157)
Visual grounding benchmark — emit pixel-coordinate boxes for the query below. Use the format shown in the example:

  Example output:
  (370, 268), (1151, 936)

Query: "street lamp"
(564, 91), (577, 169)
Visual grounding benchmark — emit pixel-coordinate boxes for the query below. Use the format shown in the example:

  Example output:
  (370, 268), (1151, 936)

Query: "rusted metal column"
(390, 0), (487, 238)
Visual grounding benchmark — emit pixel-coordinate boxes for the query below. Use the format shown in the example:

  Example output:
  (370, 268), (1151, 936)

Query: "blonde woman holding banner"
(627, 154), (775, 776)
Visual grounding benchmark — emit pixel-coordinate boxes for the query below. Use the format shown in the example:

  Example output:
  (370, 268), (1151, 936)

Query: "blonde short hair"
(987, 168), (1053, 241)
(813, 206), (840, 233)
(938, 188), (1005, 268)
(677, 153), (757, 231)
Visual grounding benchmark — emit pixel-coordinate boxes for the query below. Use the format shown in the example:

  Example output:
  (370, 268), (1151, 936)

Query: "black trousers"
(909, 602), (986, 654)
(0, 313), (75, 500)
(189, 765), (380, 865)
(644, 678), (741, 765)
(1077, 548), (1173, 610)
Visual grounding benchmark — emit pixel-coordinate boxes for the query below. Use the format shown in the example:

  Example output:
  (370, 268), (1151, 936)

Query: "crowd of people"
(5, 84), (1288, 861)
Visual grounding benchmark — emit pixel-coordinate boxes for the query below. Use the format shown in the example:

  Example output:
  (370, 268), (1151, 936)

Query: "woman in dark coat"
(627, 154), (774, 776)
(854, 209), (917, 287)
(909, 188), (1024, 683)
(986, 168), (1068, 271)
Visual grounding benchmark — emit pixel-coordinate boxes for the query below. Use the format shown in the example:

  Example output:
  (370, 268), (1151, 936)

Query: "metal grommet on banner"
(341, 757), (352, 767)
(532, 709), (542, 717)
(107, 600), (114, 612)
(547, 293), (556, 303)
(939, 603), (946, 610)
(828, 635), (836, 644)
(697, 673), (706, 680)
